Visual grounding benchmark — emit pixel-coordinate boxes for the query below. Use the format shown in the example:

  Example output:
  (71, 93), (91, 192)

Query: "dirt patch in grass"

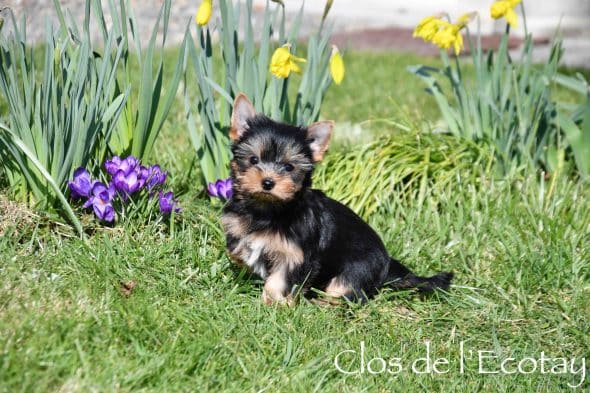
(0, 194), (37, 237)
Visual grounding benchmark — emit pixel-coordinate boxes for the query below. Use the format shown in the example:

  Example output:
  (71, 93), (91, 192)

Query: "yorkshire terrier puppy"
(222, 94), (453, 305)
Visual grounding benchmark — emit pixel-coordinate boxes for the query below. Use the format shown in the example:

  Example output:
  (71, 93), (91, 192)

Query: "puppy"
(221, 94), (453, 305)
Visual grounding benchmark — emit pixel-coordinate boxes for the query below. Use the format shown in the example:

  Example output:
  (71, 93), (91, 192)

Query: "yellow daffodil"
(414, 12), (474, 55)
(413, 16), (444, 41)
(490, 0), (521, 27)
(329, 45), (344, 85)
(196, 0), (212, 26)
(432, 22), (464, 55)
(269, 44), (306, 79)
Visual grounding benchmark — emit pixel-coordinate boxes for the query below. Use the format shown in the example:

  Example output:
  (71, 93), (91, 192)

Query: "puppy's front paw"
(262, 288), (296, 307)
(262, 288), (274, 305)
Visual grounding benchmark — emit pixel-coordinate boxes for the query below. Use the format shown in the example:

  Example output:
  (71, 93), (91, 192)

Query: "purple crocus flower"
(107, 156), (147, 195)
(206, 182), (219, 198)
(137, 165), (150, 189)
(207, 178), (233, 200)
(105, 156), (140, 177)
(68, 167), (93, 199)
(104, 156), (123, 176)
(159, 191), (181, 214)
(113, 169), (141, 194)
(146, 165), (167, 189)
(217, 179), (233, 199)
(120, 156), (140, 174)
(83, 182), (116, 222)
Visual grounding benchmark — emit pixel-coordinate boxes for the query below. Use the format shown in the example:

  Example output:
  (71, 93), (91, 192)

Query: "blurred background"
(3, 0), (590, 67)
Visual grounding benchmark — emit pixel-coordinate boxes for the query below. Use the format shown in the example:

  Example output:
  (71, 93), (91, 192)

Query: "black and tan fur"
(221, 94), (453, 305)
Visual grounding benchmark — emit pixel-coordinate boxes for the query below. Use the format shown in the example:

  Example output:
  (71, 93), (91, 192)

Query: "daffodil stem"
(519, 3), (528, 37)
(504, 24), (513, 65)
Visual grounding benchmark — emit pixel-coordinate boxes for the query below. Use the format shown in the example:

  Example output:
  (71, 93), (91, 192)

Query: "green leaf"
(0, 123), (84, 237)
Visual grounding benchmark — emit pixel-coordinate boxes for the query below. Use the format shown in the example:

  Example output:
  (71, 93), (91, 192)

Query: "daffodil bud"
(321, 0), (334, 24)
(196, 0), (212, 26)
(329, 45), (344, 85)
(54, 45), (60, 69)
(457, 12), (477, 28)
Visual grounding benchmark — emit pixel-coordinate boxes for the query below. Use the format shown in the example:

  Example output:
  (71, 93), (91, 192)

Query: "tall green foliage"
(91, 0), (187, 160)
(0, 3), (128, 234)
(554, 73), (590, 177)
(0, 0), (185, 235)
(185, 0), (335, 184)
(409, 3), (565, 174)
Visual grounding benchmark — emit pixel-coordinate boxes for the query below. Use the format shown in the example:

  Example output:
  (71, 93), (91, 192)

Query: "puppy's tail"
(386, 258), (453, 293)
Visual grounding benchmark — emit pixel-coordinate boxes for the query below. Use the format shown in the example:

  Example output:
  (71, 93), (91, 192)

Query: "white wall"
(262, 0), (590, 37)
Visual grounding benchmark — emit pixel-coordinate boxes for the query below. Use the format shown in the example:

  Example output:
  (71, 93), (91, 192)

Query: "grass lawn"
(1, 50), (589, 392)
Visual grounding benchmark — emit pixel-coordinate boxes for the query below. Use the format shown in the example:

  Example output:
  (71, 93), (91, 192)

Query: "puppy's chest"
(221, 212), (304, 279)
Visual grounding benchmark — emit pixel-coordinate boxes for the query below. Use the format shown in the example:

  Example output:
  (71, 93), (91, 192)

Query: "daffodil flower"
(414, 12), (475, 55)
(432, 22), (464, 55)
(269, 44), (306, 79)
(490, 0), (521, 27)
(196, 0), (212, 26)
(413, 16), (444, 41)
(329, 45), (344, 85)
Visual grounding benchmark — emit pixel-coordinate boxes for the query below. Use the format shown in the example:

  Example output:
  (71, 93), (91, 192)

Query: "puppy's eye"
(283, 163), (294, 172)
(249, 156), (259, 165)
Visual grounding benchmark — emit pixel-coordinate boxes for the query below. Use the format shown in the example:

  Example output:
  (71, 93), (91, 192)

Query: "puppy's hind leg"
(321, 276), (369, 304)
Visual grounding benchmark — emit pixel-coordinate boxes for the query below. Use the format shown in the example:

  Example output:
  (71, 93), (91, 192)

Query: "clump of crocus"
(207, 178), (232, 201)
(68, 156), (180, 223)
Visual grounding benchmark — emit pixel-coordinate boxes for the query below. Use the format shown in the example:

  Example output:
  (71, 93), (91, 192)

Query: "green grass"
(1, 172), (588, 392)
(1, 49), (589, 392)
(321, 51), (442, 123)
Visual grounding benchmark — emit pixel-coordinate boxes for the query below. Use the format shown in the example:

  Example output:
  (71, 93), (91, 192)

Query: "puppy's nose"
(262, 178), (275, 191)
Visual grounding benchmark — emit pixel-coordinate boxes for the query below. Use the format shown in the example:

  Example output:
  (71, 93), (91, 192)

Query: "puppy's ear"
(230, 93), (256, 141)
(307, 121), (333, 162)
